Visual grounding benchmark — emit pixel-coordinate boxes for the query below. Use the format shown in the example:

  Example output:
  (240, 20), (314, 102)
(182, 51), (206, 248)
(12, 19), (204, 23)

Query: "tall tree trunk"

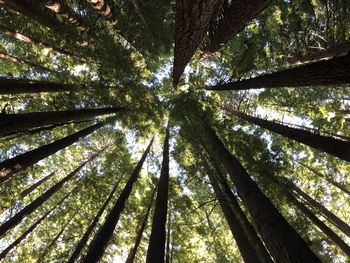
(0, 107), (124, 138)
(146, 126), (170, 263)
(299, 162), (350, 196)
(207, 170), (263, 263)
(38, 212), (77, 262)
(0, 148), (106, 239)
(201, 120), (321, 263)
(0, 120), (109, 184)
(20, 171), (56, 199)
(67, 173), (125, 263)
(0, 191), (71, 260)
(173, 0), (224, 86)
(0, 77), (77, 94)
(82, 137), (154, 263)
(203, 0), (271, 53)
(289, 181), (350, 237)
(126, 186), (157, 263)
(165, 209), (172, 263)
(230, 111), (350, 162)
(205, 53), (350, 90)
(287, 191), (350, 257)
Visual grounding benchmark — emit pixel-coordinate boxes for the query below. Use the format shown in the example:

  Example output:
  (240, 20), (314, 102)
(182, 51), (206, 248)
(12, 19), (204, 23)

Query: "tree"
(20, 171), (56, 199)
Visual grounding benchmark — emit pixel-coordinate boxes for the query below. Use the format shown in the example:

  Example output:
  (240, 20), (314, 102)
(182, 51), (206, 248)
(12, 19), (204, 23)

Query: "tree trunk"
(231, 111), (350, 162)
(203, 0), (271, 53)
(67, 173), (125, 263)
(0, 191), (70, 260)
(173, 0), (224, 86)
(81, 137), (154, 263)
(126, 186), (157, 263)
(165, 209), (172, 263)
(20, 171), (56, 199)
(0, 148), (106, 239)
(287, 192), (350, 257)
(289, 181), (350, 238)
(207, 171), (263, 263)
(0, 120), (108, 184)
(205, 53), (350, 90)
(0, 52), (53, 73)
(201, 120), (321, 263)
(299, 162), (350, 196)
(0, 107), (124, 138)
(146, 126), (170, 263)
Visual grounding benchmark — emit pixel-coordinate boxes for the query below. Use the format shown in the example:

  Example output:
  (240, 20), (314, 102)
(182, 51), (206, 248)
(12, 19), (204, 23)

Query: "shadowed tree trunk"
(165, 208), (172, 263)
(230, 111), (350, 162)
(0, 107), (124, 138)
(67, 173), (125, 263)
(126, 186), (157, 263)
(205, 53), (350, 90)
(299, 162), (350, 196)
(201, 119), (321, 263)
(82, 137), (154, 263)
(0, 148), (106, 239)
(203, 0), (271, 53)
(20, 171), (56, 199)
(146, 126), (170, 263)
(173, 0), (224, 86)
(287, 191), (350, 257)
(0, 191), (71, 260)
(289, 181), (350, 238)
(0, 120), (109, 184)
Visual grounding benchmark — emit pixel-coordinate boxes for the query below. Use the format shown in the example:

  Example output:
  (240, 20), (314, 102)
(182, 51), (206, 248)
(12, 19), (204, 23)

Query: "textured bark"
(67, 173), (124, 263)
(231, 111), (350, 162)
(202, 120), (321, 263)
(0, 192), (69, 260)
(207, 171), (262, 263)
(82, 137), (154, 263)
(146, 126), (170, 263)
(0, 107), (124, 138)
(173, 0), (224, 86)
(20, 171), (56, 199)
(206, 54), (350, 90)
(299, 162), (350, 196)
(203, 0), (271, 53)
(288, 192), (350, 257)
(0, 121), (107, 184)
(165, 209), (171, 263)
(290, 182), (350, 238)
(126, 187), (157, 263)
(0, 149), (105, 239)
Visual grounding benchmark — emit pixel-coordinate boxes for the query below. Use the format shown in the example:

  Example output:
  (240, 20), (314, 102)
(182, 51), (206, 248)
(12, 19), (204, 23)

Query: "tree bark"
(0, 148), (105, 239)
(0, 191), (70, 260)
(173, 0), (224, 86)
(0, 107), (124, 138)
(126, 186), (157, 263)
(0, 120), (108, 184)
(67, 173), (125, 263)
(20, 171), (56, 199)
(203, 0), (271, 53)
(205, 54), (350, 90)
(299, 162), (350, 196)
(165, 208), (172, 263)
(231, 111), (350, 162)
(146, 126), (170, 263)
(201, 120), (321, 263)
(82, 137), (154, 263)
(87, 0), (114, 18)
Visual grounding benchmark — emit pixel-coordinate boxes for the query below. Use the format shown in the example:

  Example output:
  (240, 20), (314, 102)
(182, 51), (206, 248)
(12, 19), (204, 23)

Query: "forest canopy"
(0, 0), (350, 262)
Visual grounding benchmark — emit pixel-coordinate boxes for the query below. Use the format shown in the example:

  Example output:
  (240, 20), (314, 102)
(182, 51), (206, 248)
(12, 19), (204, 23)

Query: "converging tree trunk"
(203, 0), (271, 53)
(0, 107), (124, 138)
(205, 53), (350, 90)
(20, 171), (56, 199)
(146, 126), (170, 263)
(201, 119), (321, 263)
(82, 137), (154, 263)
(230, 111), (350, 162)
(67, 173), (125, 263)
(0, 148), (106, 239)
(126, 186), (157, 263)
(0, 120), (109, 184)
(165, 208), (172, 263)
